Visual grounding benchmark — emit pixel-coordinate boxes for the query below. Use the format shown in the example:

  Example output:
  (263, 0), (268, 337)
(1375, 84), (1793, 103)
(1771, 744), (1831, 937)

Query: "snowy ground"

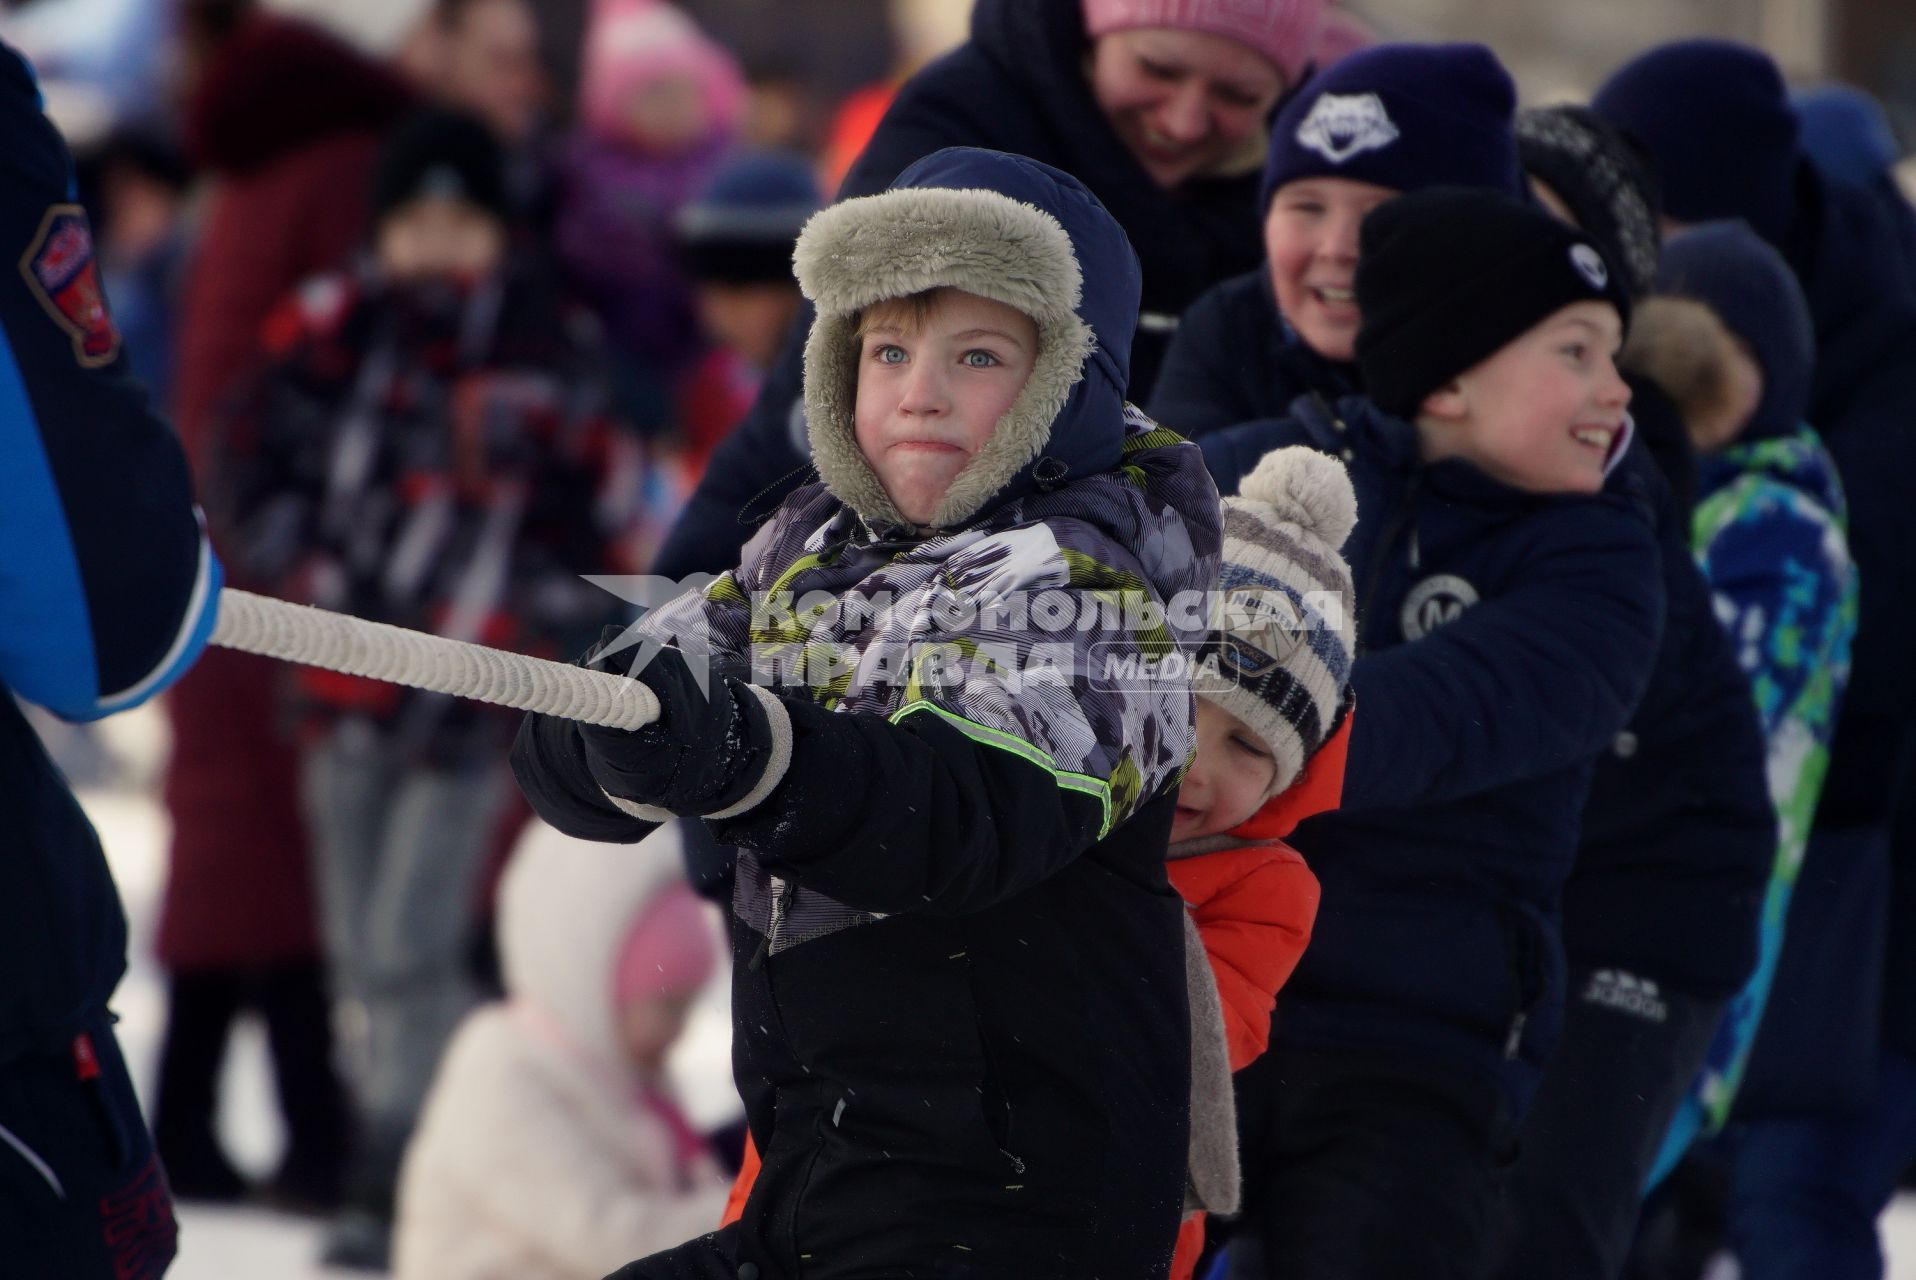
(57, 705), (1916, 1278)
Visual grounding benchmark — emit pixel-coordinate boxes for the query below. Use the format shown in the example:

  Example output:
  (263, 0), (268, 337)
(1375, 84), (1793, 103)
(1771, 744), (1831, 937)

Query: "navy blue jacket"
(1209, 395), (1663, 1111)
(1146, 266), (1356, 437)
(1183, 282), (1773, 999)
(1568, 394), (1773, 996)
(1786, 164), (1916, 830)
(651, 0), (1267, 578)
(0, 43), (221, 1061)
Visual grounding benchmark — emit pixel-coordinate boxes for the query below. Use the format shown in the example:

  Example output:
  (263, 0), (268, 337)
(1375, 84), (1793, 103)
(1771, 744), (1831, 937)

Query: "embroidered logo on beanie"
(1571, 243), (1609, 290)
(1218, 590), (1307, 676)
(1295, 92), (1400, 164)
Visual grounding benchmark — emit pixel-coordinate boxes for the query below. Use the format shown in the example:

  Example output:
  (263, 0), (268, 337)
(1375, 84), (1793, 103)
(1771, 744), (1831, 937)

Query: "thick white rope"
(210, 587), (658, 730)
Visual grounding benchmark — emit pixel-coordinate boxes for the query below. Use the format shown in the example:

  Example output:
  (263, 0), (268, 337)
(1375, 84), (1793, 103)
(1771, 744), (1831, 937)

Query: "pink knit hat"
(577, 0), (747, 145)
(1313, 8), (1380, 69)
(1081, 0), (1327, 85)
(613, 881), (720, 1005)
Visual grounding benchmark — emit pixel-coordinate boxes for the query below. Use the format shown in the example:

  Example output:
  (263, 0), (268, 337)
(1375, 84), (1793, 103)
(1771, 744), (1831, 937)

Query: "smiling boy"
(1207, 188), (1664, 1278)
(1148, 41), (1525, 437)
(512, 146), (1222, 1279)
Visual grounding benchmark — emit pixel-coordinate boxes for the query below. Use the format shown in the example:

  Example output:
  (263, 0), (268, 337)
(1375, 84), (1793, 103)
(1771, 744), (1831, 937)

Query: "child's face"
(1173, 700), (1278, 843)
(1086, 28), (1287, 190)
(853, 290), (1039, 526)
(696, 281), (803, 370)
(623, 72), (712, 153)
(425, 0), (546, 144)
(1264, 177), (1399, 362)
(620, 989), (697, 1076)
(1418, 301), (1633, 495)
(375, 196), (507, 284)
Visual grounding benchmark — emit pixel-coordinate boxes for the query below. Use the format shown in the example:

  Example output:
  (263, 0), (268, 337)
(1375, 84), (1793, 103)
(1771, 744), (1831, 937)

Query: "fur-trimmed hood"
(793, 146), (1142, 532)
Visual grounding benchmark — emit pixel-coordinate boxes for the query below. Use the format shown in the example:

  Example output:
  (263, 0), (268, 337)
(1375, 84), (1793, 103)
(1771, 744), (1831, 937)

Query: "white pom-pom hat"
(1195, 446), (1358, 799)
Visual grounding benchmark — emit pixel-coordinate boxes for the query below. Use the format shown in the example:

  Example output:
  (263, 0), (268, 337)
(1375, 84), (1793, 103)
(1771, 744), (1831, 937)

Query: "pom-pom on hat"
(1081, 0), (1328, 86)
(1354, 186), (1633, 418)
(1259, 41), (1523, 212)
(1195, 446), (1357, 799)
(1591, 40), (1801, 250)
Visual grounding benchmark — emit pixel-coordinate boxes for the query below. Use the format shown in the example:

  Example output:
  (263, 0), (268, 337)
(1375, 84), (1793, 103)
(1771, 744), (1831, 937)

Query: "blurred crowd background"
(5, 0), (1911, 1276)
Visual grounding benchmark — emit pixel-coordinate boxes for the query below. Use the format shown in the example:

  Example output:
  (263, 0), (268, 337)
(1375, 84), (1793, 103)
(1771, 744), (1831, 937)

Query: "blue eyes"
(868, 345), (1003, 368)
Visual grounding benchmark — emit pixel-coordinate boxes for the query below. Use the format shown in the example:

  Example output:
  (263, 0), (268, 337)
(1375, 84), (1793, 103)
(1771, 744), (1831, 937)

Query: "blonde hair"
(853, 287), (952, 339)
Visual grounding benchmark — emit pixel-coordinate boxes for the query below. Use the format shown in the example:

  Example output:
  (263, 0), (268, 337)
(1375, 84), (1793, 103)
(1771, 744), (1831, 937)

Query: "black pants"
(1492, 966), (1725, 1280)
(151, 959), (349, 1202)
(1226, 1044), (1510, 1280)
(0, 1021), (178, 1280)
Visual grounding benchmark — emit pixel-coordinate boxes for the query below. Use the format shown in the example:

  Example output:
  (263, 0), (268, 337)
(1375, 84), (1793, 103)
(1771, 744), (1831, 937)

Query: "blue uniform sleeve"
(0, 41), (220, 721)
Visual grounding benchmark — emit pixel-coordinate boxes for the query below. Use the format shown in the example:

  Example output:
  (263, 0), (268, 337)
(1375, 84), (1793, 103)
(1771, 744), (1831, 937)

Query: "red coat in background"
(156, 16), (413, 974)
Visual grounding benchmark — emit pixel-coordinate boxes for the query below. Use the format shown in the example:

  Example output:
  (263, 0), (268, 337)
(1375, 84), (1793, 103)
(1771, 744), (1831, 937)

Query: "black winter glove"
(576, 625), (790, 819)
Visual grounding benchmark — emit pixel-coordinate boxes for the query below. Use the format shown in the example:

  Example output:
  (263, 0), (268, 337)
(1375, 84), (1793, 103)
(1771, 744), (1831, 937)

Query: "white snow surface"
(59, 705), (1916, 1278)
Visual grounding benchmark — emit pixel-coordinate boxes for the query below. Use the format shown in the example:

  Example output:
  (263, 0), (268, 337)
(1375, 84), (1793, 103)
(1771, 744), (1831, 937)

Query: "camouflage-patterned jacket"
(513, 149), (1223, 1277)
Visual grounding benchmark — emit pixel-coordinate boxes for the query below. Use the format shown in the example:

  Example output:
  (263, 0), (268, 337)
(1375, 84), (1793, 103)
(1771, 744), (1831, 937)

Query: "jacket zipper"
(748, 874), (798, 971)
(1359, 467), (1424, 632)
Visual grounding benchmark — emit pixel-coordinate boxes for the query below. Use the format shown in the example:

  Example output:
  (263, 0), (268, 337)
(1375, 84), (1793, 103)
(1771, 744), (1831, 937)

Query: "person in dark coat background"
(1488, 105), (1775, 1280)
(152, 9), (413, 1215)
(0, 38), (221, 1279)
(1594, 39), (1916, 1280)
(649, 0), (1323, 578)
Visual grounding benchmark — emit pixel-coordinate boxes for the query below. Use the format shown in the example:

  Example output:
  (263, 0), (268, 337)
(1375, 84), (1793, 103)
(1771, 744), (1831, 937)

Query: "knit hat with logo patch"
(1355, 186), (1633, 418)
(1195, 446), (1357, 799)
(1259, 41), (1522, 212)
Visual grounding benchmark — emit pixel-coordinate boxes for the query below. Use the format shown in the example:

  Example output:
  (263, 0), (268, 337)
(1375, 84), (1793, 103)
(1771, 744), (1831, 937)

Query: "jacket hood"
(1701, 423), (1847, 518)
(1656, 220), (1814, 444)
(187, 16), (415, 176)
(496, 821), (695, 1081)
(794, 146), (1142, 532)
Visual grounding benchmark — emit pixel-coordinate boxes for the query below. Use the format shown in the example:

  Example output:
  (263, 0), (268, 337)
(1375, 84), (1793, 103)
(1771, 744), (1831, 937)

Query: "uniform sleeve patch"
(18, 204), (120, 368)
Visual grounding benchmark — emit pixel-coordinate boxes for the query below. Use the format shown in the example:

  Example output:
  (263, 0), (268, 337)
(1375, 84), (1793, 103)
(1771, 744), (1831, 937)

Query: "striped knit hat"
(1197, 446), (1357, 798)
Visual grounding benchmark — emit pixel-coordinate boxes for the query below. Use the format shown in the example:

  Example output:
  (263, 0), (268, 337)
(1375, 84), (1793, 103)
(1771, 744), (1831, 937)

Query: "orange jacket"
(1167, 712), (1349, 1279)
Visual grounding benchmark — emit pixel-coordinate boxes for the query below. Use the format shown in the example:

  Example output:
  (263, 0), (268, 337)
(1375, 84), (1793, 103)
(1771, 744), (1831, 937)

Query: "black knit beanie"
(1355, 186), (1633, 418)
(370, 108), (510, 229)
(1517, 105), (1663, 301)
